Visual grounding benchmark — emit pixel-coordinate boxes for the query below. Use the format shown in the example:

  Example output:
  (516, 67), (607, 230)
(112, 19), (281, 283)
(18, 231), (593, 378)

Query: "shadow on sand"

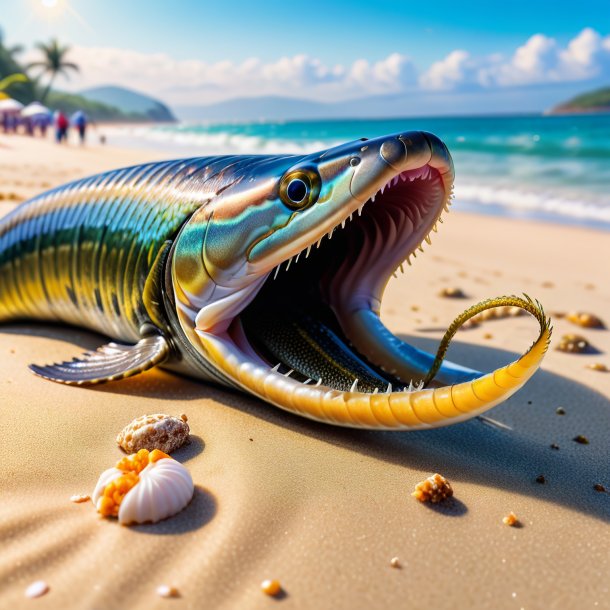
(3, 323), (609, 524)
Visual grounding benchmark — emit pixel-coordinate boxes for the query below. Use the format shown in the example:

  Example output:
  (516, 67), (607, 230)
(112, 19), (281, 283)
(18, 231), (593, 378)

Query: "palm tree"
(27, 39), (79, 102)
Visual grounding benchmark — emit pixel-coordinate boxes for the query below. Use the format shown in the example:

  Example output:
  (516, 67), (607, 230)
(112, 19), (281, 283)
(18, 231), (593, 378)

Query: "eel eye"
(279, 170), (321, 210)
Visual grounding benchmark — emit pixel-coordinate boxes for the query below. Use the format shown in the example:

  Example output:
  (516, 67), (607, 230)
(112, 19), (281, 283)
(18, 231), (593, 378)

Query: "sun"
(41, 0), (58, 7)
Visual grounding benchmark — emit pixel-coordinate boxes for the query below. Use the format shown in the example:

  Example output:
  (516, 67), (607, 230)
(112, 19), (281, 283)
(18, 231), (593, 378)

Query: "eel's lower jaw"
(196, 321), (551, 430)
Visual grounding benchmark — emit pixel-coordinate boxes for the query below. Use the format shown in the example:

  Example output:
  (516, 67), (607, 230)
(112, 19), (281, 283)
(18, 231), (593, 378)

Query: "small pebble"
(502, 512), (519, 526)
(556, 334), (590, 354)
(483, 332), (493, 339)
(157, 585), (179, 598)
(550, 443), (560, 450)
(565, 312), (605, 329)
(261, 579), (282, 597)
(593, 484), (606, 493)
(536, 475), (546, 484)
(438, 287), (466, 298)
(390, 557), (401, 568)
(412, 473), (453, 503)
(586, 363), (608, 372)
(556, 407), (566, 415)
(70, 494), (90, 503)
(573, 435), (589, 445)
(25, 581), (49, 598)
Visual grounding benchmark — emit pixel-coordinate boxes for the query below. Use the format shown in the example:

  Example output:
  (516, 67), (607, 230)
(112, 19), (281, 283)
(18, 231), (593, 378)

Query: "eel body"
(0, 131), (551, 429)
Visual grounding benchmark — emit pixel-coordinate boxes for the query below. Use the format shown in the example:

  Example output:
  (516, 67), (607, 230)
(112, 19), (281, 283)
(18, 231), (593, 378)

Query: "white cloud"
(478, 28), (610, 87)
(26, 28), (610, 105)
(35, 46), (417, 105)
(419, 50), (476, 90)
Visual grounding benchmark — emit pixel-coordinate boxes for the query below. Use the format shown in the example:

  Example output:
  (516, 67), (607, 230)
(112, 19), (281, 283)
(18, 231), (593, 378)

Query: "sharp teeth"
(371, 195), (375, 203)
(271, 363), (281, 372)
(425, 235), (432, 245)
(306, 244), (312, 258)
(385, 383), (392, 394)
(406, 255), (412, 266)
(273, 266), (280, 280)
(284, 369), (294, 377)
(373, 388), (379, 394)
(316, 239), (322, 248)
(341, 218), (346, 229)
(295, 251), (301, 263)
(418, 245), (424, 253)
(438, 216), (444, 224)
(349, 379), (359, 393)
(286, 257), (293, 271)
(380, 185), (385, 194)
(358, 205), (364, 216)
(432, 223), (438, 232)
(399, 263), (405, 274)
(392, 271), (398, 278)
(303, 378), (312, 385)
(315, 378), (322, 387)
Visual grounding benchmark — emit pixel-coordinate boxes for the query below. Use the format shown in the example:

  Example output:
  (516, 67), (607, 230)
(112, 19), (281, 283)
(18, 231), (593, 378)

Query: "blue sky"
(2, 0), (610, 112)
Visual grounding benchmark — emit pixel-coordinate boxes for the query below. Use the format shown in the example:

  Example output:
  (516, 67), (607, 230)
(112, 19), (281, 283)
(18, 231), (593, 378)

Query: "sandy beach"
(1, 133), (608, 610)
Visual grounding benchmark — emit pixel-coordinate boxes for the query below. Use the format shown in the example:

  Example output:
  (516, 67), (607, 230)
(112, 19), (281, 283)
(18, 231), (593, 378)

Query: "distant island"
(547, 86), (610, 115)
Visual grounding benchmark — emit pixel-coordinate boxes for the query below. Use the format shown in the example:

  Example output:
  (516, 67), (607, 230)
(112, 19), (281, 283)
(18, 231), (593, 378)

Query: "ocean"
(106, 114), (610, 230)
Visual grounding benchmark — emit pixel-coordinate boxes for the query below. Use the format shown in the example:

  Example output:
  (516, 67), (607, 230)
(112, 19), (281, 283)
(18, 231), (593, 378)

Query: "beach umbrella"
(0, 98), (24, 113)
(21, 102), (51, 118)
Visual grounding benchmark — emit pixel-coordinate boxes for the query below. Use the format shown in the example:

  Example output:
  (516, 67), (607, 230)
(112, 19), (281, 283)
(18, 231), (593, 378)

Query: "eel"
(0, 130), (551, 429)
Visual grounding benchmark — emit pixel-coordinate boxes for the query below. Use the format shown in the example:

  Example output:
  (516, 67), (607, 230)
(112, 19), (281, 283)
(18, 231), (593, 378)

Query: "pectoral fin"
(29, 335), (170, 385)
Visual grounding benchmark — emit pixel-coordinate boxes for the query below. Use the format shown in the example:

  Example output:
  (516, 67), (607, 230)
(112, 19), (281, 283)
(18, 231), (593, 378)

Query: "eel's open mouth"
(235, 162), (448, 393)
(187, 132), (550, 429)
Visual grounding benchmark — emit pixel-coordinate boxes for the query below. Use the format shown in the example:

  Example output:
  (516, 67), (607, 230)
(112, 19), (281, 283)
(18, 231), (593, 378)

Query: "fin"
(29, 335), (170, 385)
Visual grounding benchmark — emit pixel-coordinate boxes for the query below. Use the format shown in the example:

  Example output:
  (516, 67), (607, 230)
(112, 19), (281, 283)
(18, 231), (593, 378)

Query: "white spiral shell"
(92, 458), (194, 525)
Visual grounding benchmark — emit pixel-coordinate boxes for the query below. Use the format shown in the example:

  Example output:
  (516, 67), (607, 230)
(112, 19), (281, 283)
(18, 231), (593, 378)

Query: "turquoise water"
(111, 114), (610, 229)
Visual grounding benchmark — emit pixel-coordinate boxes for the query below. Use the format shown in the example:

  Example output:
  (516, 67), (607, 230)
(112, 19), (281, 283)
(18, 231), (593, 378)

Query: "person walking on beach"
(55, 111), (69, 144)
(72, 111), (88, 145)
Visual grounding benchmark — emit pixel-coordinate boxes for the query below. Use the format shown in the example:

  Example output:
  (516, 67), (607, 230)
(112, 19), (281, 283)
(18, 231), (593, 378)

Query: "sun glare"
(41, 0), (58, 7)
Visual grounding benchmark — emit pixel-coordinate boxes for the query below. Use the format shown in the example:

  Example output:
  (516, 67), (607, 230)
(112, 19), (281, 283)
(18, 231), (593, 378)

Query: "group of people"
(1, 109), (88, 144)
(0, 113), (48, 135)
(53, 111), (88, 145)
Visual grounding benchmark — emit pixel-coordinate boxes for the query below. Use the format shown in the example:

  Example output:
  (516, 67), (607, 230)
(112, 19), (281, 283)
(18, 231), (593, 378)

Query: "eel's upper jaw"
(194, 131), (549, 430)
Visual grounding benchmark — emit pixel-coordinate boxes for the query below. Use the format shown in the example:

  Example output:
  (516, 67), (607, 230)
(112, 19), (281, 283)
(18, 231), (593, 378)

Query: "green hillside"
(45, 90), (156, 122)
(79, 86), (175, 122)
(549, 86), (610, 114)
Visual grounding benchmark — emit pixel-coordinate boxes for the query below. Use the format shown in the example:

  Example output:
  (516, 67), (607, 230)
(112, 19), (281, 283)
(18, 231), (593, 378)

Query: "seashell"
(117, 413), (190, 454)
(556, 334), (590, 353)
(566, 312), (605, 329)
(92, 449), (194, 525)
